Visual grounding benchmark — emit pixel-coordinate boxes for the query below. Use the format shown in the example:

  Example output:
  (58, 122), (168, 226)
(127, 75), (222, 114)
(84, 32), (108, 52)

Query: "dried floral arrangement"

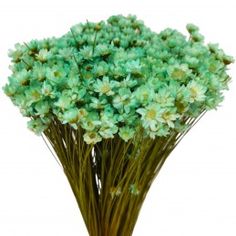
(3, 15), (233, 236)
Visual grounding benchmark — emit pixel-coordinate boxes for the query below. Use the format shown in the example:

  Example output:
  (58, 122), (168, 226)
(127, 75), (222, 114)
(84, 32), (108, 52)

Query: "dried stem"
(43, 111), (205, 236)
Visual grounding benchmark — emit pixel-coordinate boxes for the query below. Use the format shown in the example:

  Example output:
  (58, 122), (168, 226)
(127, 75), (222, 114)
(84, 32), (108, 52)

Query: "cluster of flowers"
(3, 15), (233, 144)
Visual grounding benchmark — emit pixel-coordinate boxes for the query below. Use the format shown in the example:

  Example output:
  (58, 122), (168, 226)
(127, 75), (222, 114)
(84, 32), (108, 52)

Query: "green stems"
(43, 113), (205, 236)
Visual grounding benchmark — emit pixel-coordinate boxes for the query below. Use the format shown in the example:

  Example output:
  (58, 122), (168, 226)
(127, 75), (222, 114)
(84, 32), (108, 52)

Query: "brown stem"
(43, 113), (204, 235)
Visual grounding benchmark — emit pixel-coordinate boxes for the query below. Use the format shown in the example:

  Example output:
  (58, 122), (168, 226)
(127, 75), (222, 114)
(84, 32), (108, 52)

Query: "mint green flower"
(119, 74), (137, 88)
(36, 49), (51, 62)
(25, 86), (42, 105)
(113, 88), (135, 113)
(8, 43), (26, 62)
(137, 103), (163, 131)
(167, 64), (191, 82)
(119, 127), (135, 142)
(3, 83), (17, 97)
(35, 100), (50, 116)
(93, 61), (109, 77)
(95, 44), (111, 57)
(81, 112), (100, 131)
(77, 108), (88, 120)
(83, 131), (102, 144)
(160, 108), (179, 128)
(187, 80), (206, 102)
(27, 118), (48, 135)
(94, 76), (118, 96)
(175, 86), (191, 113)
(125, 60), (142, 75)
(54, 95), (72, 110)
(99, 125), (118, 139)
(191, 32), (204, 42)
(183, 55), (199, 68)
(58, 48), (74, 59)
(186, 23), (199, 33)
(79, 46), (93, 60)
(89, 97), (107, 109)
(134, 85), (155, 105)
(62, 108), (80, 124)
(32, 63), (47, 82)
(11, 69), (30, 86)
(46, 66), (67, 84)
(154, 88), (175, 107)
(41, 82), (55, 97)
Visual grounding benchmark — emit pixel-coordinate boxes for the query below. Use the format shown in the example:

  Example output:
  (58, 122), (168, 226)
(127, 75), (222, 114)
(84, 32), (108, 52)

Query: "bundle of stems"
(43, 111), (205, 236)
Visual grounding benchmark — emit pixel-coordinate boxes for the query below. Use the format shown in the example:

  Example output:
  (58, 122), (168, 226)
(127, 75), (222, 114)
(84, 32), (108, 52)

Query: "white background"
(0, 0), (236, 235)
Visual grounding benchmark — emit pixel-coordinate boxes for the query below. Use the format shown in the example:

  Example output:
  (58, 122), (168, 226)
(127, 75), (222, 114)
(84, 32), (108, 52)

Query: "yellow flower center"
(190, 87), (199, 98)
(32, 91), (40, 100)
(142, 92), (148, 100)
(53, 71), (61, 78)
(101, 83), (111, 93)
(172, 69), (186, 79)
(146, 109), (157, 120)
(162, 112), (171, 121)
(89, 133), (96, 139)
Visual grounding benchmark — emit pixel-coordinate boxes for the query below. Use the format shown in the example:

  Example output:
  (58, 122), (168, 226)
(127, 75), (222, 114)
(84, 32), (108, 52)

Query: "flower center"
(101, 84), (111, 93)
(172, 69), (185, 79)
(190, 87), (199, 98)
(89, 133), (96, 139)
(146, 109), (156, 120)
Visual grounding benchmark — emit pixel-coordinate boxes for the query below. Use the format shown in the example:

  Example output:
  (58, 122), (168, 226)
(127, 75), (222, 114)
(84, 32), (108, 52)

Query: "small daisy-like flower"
(119, 74), (137, 88)
(32, 63), (47, 81)
(46, 66), (67, 84)
(118, 126), (135, 142)
(191, 32), (204, 42)
(186, 23), (199, 34)
(54, 95), (72, 110)
(62, 108), (80, 124)
(93, 61), (109, 77)
(160, 108), (179, 128)
(79, 46), (93, 60)
(36, 49), (51, 62)
(154, 88), (175, 107)
(41, 82), (55, 98)
(8, 43), (26, 62)
(168, 64), (191, 82)
(94, 76), (118, 96)
(11, 69), (30, 86)
(95, 44), (111, 57)
(81, 112), (100, 131)
(77, 108), (88, 120)
(187, 80), (206, 102)
(113, 87), (134, 113)
(184, 55), (199, 68)
(83, 131), (102, 144)
(70, 23), (83, 35)
(89, 97), (107, 109)
(125, 60), (142, 75)
(99, 125), (118, 139)
(2, 83), (17, 97)
(134, 85), (155, 105)
(35, 101), (50, 116)
(136, 103), (162, 131)
(58, 48), (74, 59)
(25, 86), (42, 105)
(27, 118), (48, 135)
